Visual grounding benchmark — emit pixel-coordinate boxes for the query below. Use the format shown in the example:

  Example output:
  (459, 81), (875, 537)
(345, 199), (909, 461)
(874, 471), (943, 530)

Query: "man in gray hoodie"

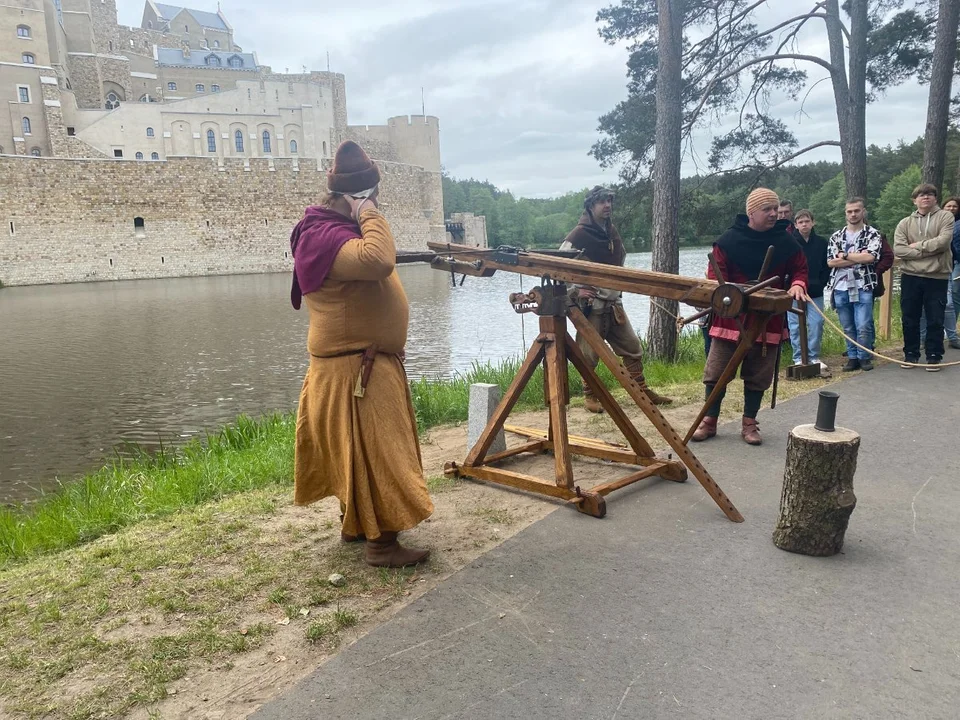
(893, 183), (956, 371)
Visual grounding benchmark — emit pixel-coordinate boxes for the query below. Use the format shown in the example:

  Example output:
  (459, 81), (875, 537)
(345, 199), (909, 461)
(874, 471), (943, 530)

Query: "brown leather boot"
(365, 531), (430, 568)
(741, 417), (762, 446)
(691, 416), (717, 442)
(626, 359), (673, 405)
(583, 391), (603, 413)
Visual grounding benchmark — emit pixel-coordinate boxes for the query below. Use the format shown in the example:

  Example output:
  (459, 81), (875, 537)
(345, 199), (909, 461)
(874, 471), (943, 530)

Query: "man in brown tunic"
(290, 141), (433, 568)
(561, 186), (672, 411)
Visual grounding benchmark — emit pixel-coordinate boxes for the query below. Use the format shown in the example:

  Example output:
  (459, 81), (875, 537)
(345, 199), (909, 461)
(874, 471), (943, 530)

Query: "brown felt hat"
(327, 140), (381, 194)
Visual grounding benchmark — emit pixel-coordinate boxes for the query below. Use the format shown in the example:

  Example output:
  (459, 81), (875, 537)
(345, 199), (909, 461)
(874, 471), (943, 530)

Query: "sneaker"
(926, 358), (942, 372)
(949, 339), (960, 350)
(900, 356), (919, 369)
(859, 358), (874, 371)
(842, 358), (861, 372)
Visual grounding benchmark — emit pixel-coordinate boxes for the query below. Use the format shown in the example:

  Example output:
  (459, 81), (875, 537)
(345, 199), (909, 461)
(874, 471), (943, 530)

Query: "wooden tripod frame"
(444, 282), (744, 522)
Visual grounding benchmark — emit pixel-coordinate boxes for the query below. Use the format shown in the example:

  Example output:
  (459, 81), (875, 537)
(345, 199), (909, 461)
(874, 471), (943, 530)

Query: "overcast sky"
(117, 1), (936, 198)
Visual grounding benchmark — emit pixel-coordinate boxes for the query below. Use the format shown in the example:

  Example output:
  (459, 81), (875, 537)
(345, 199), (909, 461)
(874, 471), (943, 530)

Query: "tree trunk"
(648, 0), (683, 361)
(773, 425), (859, 556)
(922, 0), (960, 192)
(824, 0), (869, 199)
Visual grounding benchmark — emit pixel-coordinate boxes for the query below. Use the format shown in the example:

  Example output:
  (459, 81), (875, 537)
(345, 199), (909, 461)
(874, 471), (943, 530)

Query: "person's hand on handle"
(788, 283), (807, 303)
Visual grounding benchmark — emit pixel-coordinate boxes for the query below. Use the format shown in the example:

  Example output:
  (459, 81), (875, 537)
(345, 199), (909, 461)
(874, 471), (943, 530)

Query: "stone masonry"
(0, 155), (445, 286)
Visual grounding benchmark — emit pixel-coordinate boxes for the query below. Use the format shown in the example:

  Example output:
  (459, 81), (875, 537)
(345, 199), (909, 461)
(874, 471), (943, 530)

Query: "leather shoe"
(741, 417), (762, 446)
(691, 416), (718, 442)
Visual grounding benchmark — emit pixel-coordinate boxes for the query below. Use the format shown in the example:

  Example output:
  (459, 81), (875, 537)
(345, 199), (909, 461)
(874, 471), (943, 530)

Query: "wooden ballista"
(401, 243), (794, 522)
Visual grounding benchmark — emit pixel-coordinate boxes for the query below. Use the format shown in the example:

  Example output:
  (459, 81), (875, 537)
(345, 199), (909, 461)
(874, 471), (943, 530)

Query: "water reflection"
(0, 248), (711, 499)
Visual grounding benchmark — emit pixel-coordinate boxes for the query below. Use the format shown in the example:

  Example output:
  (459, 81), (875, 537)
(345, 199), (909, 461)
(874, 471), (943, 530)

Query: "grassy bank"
(1, 299), (904, 567)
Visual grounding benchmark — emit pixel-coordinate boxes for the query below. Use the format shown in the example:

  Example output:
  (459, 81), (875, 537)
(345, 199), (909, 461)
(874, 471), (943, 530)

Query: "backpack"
(874, 233), (894, 298)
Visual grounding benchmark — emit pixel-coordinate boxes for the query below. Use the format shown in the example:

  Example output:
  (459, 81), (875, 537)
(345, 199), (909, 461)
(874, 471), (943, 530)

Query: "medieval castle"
(0, 1), (482, 287)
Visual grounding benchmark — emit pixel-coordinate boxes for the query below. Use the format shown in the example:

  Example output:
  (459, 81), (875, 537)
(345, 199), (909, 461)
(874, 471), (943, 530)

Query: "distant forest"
(443, 132), (960, 252)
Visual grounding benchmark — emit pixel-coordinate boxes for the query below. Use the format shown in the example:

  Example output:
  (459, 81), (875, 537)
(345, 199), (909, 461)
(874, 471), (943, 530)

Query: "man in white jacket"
(893, 183), (956, 372)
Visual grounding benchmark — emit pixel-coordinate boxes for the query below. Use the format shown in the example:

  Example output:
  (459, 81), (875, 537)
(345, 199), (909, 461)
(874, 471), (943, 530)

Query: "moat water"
(0, 248), (709, 501)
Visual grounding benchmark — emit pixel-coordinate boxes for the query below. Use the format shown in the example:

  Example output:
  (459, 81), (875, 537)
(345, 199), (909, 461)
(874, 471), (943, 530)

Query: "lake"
(0, 248), (711, 500)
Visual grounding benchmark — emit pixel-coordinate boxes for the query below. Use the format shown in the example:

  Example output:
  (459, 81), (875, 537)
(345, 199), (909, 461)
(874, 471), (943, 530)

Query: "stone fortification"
(0, 154), (444, 286)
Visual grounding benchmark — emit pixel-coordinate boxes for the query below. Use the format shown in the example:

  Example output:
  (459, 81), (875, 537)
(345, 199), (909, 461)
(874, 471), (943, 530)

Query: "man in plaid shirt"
(827, 197), (883, 372)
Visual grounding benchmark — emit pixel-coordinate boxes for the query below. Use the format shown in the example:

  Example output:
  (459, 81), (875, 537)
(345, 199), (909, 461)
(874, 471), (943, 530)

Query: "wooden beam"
(427, 241), (793, 315)
(585, 464), (669, 497)
(482, 440), (545, 465)
(451, 463), (578, 501)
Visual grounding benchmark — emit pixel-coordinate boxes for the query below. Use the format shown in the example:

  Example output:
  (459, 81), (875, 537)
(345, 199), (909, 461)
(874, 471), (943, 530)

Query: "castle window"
(113, 149), (123, 158)
(134, 217), (145, 236)
(228, 55), (243, 68)
(195, 84), (205, 93)
(30, 147), (41, 157)
(322, 141), (327, 156)
(235, 129), (244, 153)
(214, 40), (221, 48)
(17, 25), (31, 39)
(207, 129), (216, 152)
(289, 139), (298, 154)
(18, 86), (30, 103)
(146, 127), (154, 137)
(262, 130), (271, 153)
(22, 53), (35, 64)
(105, 92), (120, 110)
(185, 24), (189, 32)
(67, 127), (75, 136)
(151, 152), (159, 160)
(211, 84), (220, 92)
(22, 117), (31, 135)
(167, 81), (177, 91)
(135, 151), (144, 160)
(205, 55), (221, 67)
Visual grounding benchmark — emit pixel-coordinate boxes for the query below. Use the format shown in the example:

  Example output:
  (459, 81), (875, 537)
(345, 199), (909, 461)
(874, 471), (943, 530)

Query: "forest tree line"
(443, 131), (960, 253)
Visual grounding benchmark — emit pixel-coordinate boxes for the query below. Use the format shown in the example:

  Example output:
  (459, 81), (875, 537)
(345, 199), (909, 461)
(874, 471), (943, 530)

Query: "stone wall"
(0, 154), (445, 286)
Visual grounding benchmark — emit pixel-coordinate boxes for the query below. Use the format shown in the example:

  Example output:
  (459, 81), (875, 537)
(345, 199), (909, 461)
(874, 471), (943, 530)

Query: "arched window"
(211, 84), (220, 93)
(195, 84), (205, 93)
(139, 94), (151, 102)
(205, 54), (221, 66)
(228, 55), (243, 68)
(17, 25), (31, 38)
(22, 53), (34, 64)
(21, 117), (31, 135)
(234, 129), (244, 153)
(167, 81), (177, 91)
(322, 141), (327, 156)
(207, 129), (216, 152)
(151, 152), (159, 160)
(30, 147), (41, 157)
(289, 139), (298, 154)
(105, 92), (120, 110)
(261, 130), (271, 153)
(213, 40), (220, 48)
(146, 127), (154, 137)
(135, 151), (144, 160)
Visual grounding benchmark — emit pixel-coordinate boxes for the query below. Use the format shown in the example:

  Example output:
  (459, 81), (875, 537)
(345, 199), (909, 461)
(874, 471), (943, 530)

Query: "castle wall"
(0, 155), (447, 287)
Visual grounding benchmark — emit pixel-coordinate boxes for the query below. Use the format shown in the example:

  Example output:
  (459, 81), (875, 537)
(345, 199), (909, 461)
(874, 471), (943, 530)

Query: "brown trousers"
(703, 338), (779, 392)
(576, 304), (644, 371)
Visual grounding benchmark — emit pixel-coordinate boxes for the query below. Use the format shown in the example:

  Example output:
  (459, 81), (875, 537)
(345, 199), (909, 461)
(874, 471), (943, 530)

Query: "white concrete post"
(467, 383), (506, 455)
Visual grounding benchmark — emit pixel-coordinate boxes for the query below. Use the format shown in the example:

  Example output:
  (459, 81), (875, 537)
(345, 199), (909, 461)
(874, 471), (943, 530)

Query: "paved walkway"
(253, 362), (960, 720)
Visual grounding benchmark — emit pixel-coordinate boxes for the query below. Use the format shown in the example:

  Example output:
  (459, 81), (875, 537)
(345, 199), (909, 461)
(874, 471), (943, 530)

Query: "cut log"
(773, 424), (859, 557)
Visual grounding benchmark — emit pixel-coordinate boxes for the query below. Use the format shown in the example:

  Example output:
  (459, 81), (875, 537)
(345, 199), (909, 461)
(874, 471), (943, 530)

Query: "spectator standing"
(947, 197), (960, 346)
(787, 210), (830, 376)
(827, 198), (883, 372)
(893, 184), (955, 371)
(921, 196), (960, 349)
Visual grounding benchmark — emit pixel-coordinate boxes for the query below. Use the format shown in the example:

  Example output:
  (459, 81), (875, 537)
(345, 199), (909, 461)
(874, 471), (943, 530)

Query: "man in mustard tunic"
(290, 140), (433, 568)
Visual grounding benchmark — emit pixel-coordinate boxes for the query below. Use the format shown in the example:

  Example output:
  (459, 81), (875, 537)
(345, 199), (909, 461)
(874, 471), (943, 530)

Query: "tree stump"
(773, 424), (859, 556)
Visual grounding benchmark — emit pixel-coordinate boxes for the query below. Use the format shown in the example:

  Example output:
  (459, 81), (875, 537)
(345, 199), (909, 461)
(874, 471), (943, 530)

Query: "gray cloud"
(117, 1), (939, 197)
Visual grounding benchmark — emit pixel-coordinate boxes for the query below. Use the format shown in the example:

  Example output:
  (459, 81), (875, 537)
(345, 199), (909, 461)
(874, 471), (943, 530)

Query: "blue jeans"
(833, 289), (874, 361)
(787, 296), (825, 364)
(920, 279), (959, 343)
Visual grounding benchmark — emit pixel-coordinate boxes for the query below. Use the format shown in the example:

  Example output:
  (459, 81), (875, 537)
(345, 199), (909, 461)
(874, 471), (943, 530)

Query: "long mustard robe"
(293, 208), (434, 539)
